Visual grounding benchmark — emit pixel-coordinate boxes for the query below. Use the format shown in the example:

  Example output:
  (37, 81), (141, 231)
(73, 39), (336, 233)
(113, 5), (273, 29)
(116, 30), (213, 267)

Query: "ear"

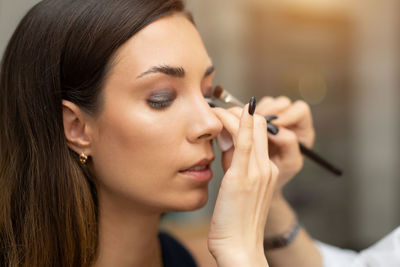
(62, 100), (93, 155)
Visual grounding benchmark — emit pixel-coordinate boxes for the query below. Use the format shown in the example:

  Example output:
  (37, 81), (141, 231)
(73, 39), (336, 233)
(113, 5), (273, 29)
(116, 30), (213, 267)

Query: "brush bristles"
(213, 85), (224, 99)
(212, 85), (245, 107)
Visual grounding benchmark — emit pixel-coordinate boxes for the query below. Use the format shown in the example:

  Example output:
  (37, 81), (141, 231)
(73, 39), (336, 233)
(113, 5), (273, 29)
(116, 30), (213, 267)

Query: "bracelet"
(263, 218), (301, 250)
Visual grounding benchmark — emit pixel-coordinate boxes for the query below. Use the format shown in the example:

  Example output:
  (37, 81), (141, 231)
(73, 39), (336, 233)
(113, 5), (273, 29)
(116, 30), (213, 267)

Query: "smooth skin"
(62, 13), (278, 267)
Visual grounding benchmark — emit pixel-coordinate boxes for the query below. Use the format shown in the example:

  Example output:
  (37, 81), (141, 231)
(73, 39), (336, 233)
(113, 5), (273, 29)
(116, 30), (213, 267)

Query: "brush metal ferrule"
(220, 91), (245, 107)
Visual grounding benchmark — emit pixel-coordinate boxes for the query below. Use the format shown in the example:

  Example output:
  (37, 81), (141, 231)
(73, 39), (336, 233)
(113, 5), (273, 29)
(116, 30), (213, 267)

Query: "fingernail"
(267, 123), (279, 135)
(265, 115), (278, 122)
(248, 96), (256, 115)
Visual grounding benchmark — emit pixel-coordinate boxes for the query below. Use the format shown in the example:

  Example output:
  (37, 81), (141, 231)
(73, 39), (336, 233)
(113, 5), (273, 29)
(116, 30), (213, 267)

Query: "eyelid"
(146, 88), (177, 110)
(148, 88), (176, 99)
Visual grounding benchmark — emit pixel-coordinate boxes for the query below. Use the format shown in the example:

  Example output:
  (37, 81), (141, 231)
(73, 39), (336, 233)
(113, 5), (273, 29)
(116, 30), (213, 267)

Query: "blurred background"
(1, 0), (399, 252)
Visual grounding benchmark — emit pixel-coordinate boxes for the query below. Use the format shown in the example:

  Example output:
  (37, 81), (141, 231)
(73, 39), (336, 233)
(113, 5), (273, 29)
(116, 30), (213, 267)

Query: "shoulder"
(158, 231), (198, 267)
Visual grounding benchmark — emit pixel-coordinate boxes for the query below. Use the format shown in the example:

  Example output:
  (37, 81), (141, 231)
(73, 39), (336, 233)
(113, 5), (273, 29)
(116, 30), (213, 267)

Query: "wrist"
(264, 216), (301, 250)
(265, 195), (297, 236)
(214, 250), (268, 267)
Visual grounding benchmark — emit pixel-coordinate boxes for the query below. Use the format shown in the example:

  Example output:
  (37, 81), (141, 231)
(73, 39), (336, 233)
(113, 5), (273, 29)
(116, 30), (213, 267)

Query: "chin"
(166, 186), (209, 212)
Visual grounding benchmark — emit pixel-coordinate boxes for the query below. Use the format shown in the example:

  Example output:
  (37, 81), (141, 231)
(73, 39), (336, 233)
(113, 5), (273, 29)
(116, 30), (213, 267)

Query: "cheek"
(91, 106), (185, 196)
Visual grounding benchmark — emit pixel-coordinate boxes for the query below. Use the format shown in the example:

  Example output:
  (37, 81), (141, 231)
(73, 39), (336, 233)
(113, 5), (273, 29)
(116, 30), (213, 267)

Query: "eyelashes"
(147, 87), (214, 110)
(147, 100), (174, 109)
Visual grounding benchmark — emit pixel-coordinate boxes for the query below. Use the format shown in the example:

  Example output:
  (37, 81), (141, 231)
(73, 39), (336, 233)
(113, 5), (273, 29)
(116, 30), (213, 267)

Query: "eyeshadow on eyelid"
(148, 89), (176, 100)
(149, 88), (175, 95)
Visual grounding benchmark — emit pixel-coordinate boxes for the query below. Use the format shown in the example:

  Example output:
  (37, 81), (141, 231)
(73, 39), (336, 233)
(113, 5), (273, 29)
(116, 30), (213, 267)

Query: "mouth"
(179, 158), (214, 182)
(182, 165), (209, 171)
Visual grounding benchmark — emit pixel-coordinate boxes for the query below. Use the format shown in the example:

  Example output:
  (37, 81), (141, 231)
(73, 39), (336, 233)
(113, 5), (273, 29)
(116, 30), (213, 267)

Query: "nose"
(186, 95), (223, 143)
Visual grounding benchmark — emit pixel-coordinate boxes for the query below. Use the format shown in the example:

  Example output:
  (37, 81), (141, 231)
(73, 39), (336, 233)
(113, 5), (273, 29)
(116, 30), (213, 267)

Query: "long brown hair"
(0, 0), (184, 266)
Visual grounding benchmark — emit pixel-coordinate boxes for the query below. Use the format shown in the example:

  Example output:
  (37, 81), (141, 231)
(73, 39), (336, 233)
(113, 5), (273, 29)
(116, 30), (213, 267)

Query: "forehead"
(111, 13), (211, 76)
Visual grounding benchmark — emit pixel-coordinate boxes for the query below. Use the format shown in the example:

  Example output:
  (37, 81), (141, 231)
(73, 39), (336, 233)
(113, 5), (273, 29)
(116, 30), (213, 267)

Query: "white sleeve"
(315, 226), (400, 267)
(315, 241), (358, 267)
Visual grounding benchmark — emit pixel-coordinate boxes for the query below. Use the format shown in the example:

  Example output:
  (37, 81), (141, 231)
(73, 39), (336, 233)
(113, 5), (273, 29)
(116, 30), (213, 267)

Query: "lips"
(185, 165), (208, 171)
(179, 158), (214, 172)
(179, 158), (214, 182)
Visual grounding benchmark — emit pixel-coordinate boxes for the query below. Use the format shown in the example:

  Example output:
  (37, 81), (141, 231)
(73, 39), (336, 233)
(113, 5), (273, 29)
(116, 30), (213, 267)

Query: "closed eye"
(147, 89), (177, 110)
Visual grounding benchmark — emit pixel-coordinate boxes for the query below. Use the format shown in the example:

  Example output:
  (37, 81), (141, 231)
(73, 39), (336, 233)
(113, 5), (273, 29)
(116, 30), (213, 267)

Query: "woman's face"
(87, 13), (222, 212)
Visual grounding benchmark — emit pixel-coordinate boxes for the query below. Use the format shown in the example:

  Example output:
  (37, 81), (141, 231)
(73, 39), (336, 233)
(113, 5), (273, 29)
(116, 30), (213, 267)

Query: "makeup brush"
(212, 85), (343, 176)
(213, 86), (245, 107)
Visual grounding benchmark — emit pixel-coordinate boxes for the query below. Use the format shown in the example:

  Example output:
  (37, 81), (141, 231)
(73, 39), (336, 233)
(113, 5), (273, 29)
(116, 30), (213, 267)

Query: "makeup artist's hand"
(208, 104), (278, 267)
(256, 97), (315, 192)
(255, 97), (323, 267)
(217, 99), (314, 193)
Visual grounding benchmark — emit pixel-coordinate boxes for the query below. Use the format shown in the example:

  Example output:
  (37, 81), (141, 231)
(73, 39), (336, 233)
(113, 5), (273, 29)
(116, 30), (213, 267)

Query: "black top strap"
(158, 232), (198, 267)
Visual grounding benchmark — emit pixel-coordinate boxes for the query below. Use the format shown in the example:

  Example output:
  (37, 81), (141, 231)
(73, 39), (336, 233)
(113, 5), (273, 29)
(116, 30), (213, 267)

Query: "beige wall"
(0, 0), (40, 57)
(349, 0), (400, 246)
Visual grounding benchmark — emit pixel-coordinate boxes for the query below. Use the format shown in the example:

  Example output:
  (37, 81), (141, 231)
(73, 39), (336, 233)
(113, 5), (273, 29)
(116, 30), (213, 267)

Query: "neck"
(94, 188), (163, 267)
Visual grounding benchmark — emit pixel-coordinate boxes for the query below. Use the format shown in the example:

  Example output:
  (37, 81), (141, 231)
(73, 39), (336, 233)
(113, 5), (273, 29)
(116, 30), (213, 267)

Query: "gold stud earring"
(79, 152), (88, 164)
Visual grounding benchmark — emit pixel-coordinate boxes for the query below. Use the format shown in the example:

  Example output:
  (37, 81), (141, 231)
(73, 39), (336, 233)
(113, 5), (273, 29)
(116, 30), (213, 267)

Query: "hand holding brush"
(211, 85), (343, 177)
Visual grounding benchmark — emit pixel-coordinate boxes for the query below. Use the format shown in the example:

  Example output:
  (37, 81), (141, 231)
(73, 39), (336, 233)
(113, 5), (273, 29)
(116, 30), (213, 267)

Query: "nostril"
(198, 133), (212, 140)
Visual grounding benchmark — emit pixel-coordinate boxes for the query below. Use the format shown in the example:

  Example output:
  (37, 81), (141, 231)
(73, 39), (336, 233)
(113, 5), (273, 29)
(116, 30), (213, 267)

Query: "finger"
(247, 115), (268, 180)
(268, 127), (301, 158)
(273, 100), (313, 128)
(253, 114), (269, 167)
(226, 106), (243, 117)
(268, 127), (303, 185)
(230, 104), (254, 173)
(212, 107), (241, 141)
(259, 160), (278, 227)
(256, 96), (292, 116)
(252, 115), (275, 227)
(265, 161), (279, 200)
(256, 97), (274, 114)
(228, 107), (242, 119)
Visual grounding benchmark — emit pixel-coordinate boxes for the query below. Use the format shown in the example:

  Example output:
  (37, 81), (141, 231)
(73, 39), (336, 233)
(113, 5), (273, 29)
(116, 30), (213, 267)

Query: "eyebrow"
(136, 64), (215, 79)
